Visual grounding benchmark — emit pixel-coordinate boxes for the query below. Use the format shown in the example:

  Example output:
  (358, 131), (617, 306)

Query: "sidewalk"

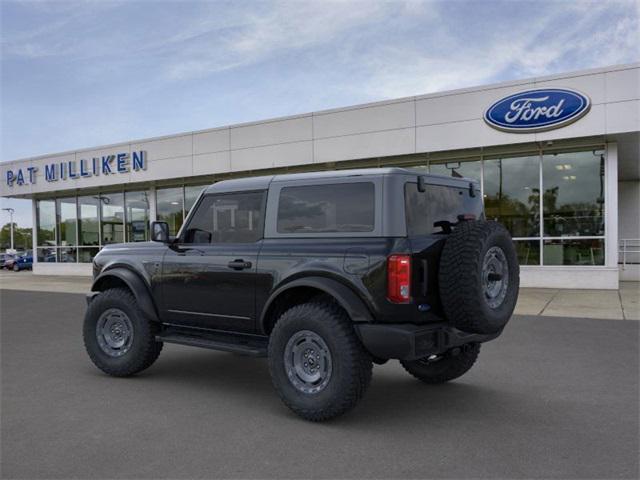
(514, 283), (639, 320)
(1, 271), (638, 320)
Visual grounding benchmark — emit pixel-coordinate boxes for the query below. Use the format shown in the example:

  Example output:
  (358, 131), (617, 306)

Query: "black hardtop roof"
(204, 167), (475, 194)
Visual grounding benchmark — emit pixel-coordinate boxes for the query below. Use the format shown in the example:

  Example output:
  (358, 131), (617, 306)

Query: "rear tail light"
(387, 255), (411, 303)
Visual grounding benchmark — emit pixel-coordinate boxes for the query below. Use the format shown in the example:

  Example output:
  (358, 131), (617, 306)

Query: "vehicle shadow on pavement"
(101, 347), (527, 427)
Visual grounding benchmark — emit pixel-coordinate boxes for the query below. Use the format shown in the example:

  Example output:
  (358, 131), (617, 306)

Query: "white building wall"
(2, 63), (638, 199)
(3, 63), (639, 286)
(619, 181), (640, 281)
(619, 182), (640, 239)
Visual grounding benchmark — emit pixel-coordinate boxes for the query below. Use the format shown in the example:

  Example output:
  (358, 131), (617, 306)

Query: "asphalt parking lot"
(1, 289), (638, 479)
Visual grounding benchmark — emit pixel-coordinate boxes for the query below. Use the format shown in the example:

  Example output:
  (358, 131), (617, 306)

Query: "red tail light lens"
(387, 255), (411, 303)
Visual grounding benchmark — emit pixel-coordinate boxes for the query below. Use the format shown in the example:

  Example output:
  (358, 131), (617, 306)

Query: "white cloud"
(164, 1), (403, 80)
(352, 1), (639, 100)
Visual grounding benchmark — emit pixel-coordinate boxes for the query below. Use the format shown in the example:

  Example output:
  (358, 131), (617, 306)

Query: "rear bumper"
(354, 322), (500, 361)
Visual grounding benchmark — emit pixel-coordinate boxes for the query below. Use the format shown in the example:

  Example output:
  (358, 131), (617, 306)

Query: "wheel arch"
(92, 267), (160, 322)
(259, 276), (373, 335)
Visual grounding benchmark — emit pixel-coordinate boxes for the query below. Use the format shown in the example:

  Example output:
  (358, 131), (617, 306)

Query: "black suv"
(84, 168), (519, 421)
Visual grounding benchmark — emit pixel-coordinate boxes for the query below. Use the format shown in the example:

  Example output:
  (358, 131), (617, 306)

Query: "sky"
(1, 0), (639, 228)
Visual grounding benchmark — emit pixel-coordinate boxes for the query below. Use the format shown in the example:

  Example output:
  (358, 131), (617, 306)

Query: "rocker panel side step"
(157, 326), (268, 357)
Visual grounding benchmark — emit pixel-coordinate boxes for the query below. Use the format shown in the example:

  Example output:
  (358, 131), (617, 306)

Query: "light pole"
(2, 207), (15, 251)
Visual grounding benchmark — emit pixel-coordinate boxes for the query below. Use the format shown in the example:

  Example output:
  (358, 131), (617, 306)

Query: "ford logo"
(484, 88), (591, 133)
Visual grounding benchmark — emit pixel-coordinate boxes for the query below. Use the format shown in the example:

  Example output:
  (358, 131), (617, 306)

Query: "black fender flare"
(91, 268), (160, 322)
(259, 276), (373, 334)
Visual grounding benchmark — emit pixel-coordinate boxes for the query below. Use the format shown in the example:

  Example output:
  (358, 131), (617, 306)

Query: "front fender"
(259, 276), (374, 333)
(91, 267), (159, 322)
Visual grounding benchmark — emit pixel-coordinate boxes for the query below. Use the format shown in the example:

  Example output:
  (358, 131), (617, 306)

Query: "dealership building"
(1, 63), (638, 288)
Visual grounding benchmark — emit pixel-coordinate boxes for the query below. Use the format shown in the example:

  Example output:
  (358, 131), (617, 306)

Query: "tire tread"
(268, 301), (372, 422)
(83, 288), (163, 377)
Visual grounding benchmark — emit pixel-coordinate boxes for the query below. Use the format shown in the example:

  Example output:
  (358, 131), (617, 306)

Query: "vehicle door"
(160, 190), (266, 333)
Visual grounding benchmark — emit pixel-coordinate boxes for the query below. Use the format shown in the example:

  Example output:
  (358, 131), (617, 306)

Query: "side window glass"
(277, 182), (375, 233)
(183, 192), (265, 244)
(183, 195), (214, 244)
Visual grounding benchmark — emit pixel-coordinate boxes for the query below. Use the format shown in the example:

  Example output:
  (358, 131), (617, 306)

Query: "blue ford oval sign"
(484, 88), (591, 133)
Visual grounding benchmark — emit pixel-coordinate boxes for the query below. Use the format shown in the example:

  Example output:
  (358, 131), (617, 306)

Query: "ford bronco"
(84, 168), (519, 421)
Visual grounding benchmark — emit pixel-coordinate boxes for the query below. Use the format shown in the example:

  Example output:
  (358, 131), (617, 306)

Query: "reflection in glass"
(58, 246), (77, 263)
(37, 200), (56, 246)
(514, 240), (540, 266)
(125, 191), (150, 242)
(543, 239), (605, 265)
(78, 247), (100, 263)
(78, 196), (100, 246)
(37, 247), (56, 263)
(484, 156), (540, 238)
(185, 185), (205, 215)
(56, 197), (77, 246)
(405, 183), (483, 236)
(185, 192), (265, 243)
(100, 193), (124, 244)
(157, 187), (184, 235)
(542, 151), (605, 237)
(277, 183), (374, 233)
(429, 160), (481, 182)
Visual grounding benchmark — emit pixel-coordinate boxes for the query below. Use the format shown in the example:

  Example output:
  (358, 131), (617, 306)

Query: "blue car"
(13, 252), (33, 271)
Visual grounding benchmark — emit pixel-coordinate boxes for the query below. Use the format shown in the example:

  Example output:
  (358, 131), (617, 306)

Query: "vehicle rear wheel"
(439, 220), (519, 334)
(12, 263), (19, 272)
(83, 288), (163, 377)
(400, 344), (480, 384)
(268, 302), (372, 421)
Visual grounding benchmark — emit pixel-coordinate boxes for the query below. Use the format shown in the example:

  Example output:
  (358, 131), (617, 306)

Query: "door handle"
(227, 259), (252, 270)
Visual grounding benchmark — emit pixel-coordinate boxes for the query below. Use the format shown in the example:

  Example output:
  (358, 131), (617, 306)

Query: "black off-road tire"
(83, 288), (163, 377)
(268, 302), (373, 422)
(400, 344), (480, 384)
(439, 220), (519, 334)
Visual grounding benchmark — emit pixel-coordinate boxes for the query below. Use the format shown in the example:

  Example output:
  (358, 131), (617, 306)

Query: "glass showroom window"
(125, 190), (150, 242)
(429, 158), (481, 182)
(56, 197), (77, 263)
(542, 150), (605, 265)
(36, 200), (56, 263)
(185, 185), (206, 216)
(157, 187), (184, 236)
(100, 192), (125, 245)
(78, 195), (100, 262)
(484, 155), (541, 266)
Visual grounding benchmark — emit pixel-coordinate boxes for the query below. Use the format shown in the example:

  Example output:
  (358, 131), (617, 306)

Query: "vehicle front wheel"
(83, 288), (163, 377)
(268, 302), (372, 421)
(400, 344), (480, 384)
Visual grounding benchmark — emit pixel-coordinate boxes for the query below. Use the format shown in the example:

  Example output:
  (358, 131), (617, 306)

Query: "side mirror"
(151, 221), (170, 243)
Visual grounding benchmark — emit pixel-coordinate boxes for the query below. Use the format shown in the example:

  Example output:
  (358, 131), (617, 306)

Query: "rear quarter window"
(277, 182), (375, 233)
(405, 182), (483, 236)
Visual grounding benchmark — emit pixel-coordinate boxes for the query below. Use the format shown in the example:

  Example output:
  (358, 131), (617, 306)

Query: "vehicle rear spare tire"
(439, 220), (519, 334)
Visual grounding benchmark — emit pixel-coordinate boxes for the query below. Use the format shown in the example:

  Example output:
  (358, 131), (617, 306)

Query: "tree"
(0, 223), (32, 251)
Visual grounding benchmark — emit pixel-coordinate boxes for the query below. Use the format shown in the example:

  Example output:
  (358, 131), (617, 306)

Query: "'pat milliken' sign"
(5, 151), (146, 187)
(484, 88), (591, 133)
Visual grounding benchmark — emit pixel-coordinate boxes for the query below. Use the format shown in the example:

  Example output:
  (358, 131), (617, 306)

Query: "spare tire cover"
(439, 220), (519, 334)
